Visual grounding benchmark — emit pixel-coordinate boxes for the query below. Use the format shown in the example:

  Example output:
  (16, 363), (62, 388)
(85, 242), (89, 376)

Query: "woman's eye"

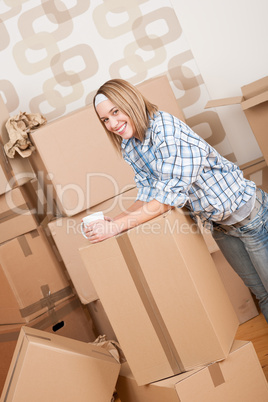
(113, 109), (119, 115)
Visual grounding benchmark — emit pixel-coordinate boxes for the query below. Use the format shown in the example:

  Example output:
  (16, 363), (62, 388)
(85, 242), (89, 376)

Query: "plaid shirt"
(121, 111), (256, 223)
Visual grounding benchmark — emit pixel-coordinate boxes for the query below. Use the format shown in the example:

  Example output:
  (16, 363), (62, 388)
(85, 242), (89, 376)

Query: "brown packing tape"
(30, 296), (80, 332)
(117, 235), (185, 374)
(16, 230), (39, 257)
(0, 329), (21, 343)
(19, 286), (73, 318)
(17, 235), (32, 257)
(208, 362), (225, 387)
(30, 229), (39, 239)
(0, 203), (30, 224)
(0, 297), (78, 344)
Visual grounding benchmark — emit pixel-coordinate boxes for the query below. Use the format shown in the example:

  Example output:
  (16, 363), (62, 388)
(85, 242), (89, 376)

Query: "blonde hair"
(93, 79), (158, 152)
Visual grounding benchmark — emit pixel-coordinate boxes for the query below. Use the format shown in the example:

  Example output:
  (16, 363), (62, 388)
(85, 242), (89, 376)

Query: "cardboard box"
(116, 341), (268, 402)
(0, 187), (38, 244)
(79, 209), (239, 385)
(0, 324), (20, 396)
(87, 299), (118, 342)
(0, 296), (96, 395)
(0, 226), (72, 324)
(211, 250), (259, 324)
(205, 76), (268, 164)
(239, 157), (267, 177)
(1, 326), (120, 402)
(244, 164), (268, 194)
(28, 296), (96, 343)
(0, 95), (34, 195)
(28, 107), (135, 217)
(136, 75), (185, 123)
(22, 177), (62, 224)
(29, 75), (185, 217)
(48, 187), (138, 304)
(198, 223), (259, 324)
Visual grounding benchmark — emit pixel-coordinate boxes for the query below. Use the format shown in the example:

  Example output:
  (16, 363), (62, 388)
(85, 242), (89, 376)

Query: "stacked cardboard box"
(1, 327), (120, 402)
(205, 75), (268, 165)
(116, 341), (268, 401)
(199, 225), (259, 324)
(0, 296), (97, 395)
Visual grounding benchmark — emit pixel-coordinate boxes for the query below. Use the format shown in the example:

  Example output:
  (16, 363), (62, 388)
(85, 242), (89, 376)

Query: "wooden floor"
(235, 312), (268, 381)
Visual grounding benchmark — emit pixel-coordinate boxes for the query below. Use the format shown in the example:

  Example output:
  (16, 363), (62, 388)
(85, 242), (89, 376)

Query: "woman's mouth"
(116, 123), (127, 134)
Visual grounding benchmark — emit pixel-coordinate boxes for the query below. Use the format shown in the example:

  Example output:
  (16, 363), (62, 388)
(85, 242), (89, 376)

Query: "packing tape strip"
(16, 230), (39, 257)
(19, 285), (73, 318)
(30, 296), (80, 332)
(0, 328), (21, 343)
(208, 362), (225, 387)
(117, 235), (185, 374)
(0, 297), (79, 343)
(0, 203), (30, 224)
(17, 234), (32, 257)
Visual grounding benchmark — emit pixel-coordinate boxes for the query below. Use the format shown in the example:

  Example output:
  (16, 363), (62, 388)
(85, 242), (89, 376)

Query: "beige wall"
(0, 0), (264, 165)
(171, 0), (267, 164)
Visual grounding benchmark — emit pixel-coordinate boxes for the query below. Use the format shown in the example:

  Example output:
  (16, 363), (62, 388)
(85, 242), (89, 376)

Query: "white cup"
(81, 211), (104, 239)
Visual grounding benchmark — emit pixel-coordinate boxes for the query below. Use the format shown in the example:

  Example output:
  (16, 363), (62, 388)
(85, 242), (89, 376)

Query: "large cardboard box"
(0, 96), (34, 195)
(205, 76), (268, 164)
(0, 187), (38, 244)
(0, 226), (72, 324)
(29, 75), (184, 217)
(0, 296), (96, 396)
(79, 209), (239, 385)
(199, 224), (259, 324)
(211, 250), (259, 324)
(48, 187), (138, 304)
(116, 341), (268, 402)
(0, 326), (120, 402)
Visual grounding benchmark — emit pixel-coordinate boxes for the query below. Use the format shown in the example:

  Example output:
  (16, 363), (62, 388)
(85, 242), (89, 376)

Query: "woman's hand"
(84, 216), (120, 243)
(83, 200), (171, 244)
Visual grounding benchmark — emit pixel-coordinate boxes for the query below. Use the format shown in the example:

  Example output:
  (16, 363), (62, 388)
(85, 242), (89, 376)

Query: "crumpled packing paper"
(92, 334), (126, 364)
(4, 111), (46, 158)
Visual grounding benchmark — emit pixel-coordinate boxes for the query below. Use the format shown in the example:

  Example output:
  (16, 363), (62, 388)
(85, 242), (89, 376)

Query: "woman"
(85, 78), (268, 322)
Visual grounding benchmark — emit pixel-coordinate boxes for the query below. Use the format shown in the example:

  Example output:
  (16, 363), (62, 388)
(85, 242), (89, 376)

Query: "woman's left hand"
(84, 217), (120, 243)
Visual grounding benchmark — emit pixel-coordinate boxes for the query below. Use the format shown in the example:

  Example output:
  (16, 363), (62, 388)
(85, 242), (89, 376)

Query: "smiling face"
(96, 99), (137, 140)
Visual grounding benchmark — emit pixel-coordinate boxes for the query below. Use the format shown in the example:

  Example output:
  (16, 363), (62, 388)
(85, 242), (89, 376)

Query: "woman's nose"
(109, 116), (118, 129)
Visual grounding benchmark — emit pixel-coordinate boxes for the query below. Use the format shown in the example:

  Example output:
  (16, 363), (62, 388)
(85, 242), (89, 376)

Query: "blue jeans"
(212, 189), (268, 323)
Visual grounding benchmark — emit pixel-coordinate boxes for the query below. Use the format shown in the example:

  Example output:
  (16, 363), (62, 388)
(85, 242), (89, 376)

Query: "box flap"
(205, 96), (243, 109)
(239, 157), (266, 176)
(241, 90), (268, 110)
(241, 76), (268, 99)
